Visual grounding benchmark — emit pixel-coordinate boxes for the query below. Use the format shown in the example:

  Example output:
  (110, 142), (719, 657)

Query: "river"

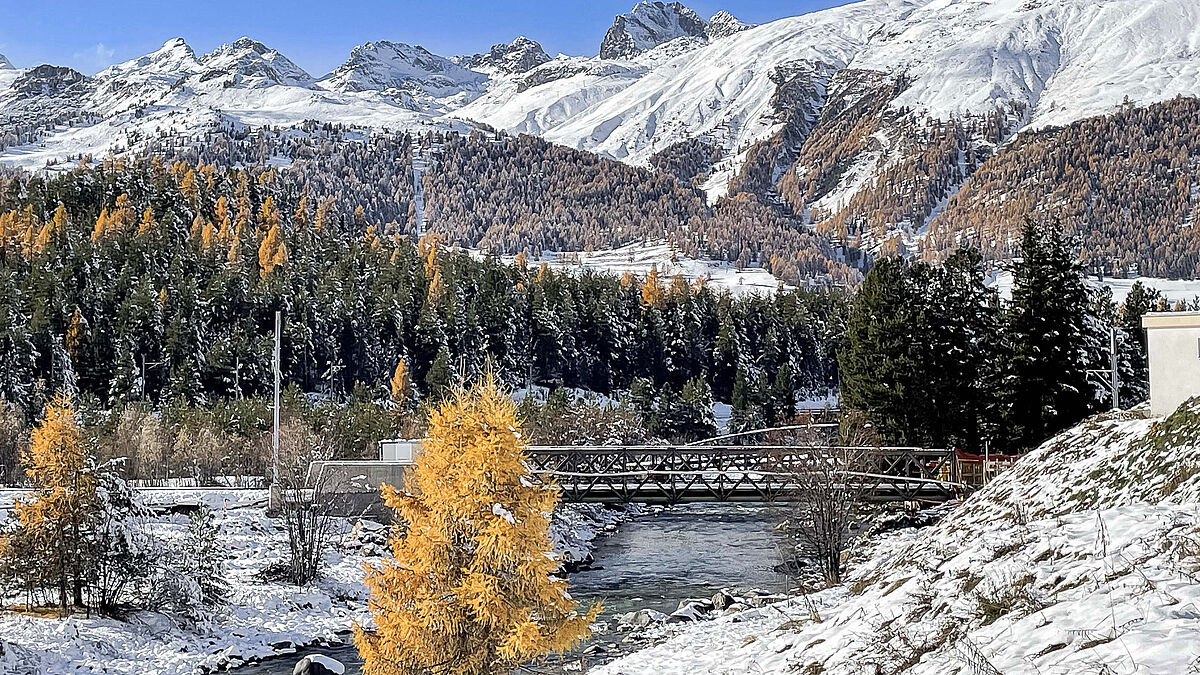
(241, 503), (789, 674)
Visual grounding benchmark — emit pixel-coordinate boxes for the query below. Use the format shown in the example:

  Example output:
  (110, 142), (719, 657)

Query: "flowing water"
(244, 503), (788, 674)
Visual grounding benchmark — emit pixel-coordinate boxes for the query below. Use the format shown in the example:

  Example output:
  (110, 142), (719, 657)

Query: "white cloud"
(72, 42), (116, 72)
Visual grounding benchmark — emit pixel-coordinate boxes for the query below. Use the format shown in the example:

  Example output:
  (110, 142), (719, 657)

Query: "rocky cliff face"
(705, 10), (752, 39)
(10, 65), (88, 99)
(599, 1), (709, 59)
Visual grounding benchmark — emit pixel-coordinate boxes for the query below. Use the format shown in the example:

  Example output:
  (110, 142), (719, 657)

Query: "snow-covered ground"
(594, 402), (1200, 674)
(0, 489), (629, 674)
(988, 269), (1200, 305)
(496, 240), (785, 297)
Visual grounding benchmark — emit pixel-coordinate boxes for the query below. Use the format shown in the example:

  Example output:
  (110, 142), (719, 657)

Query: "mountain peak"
(706, 11), (752, 39)
(460, 36), (551, 75)
(599, 1), (708, 59)
(99, 37), (198, 81)
(0, 53), (13, 70)
(321, 40), (485, 97)
(10, 64), (88, 99)
(198, 37), (312, 88)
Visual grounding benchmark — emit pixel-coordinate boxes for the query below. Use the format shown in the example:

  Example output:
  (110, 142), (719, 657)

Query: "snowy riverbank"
(594, 403), (1200, 674)
(0, 491), (634, 674)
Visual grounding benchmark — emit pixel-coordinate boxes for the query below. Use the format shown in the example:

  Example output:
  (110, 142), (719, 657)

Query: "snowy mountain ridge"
(457, 36), (552, 75)
(2, 0), (1200, 263)
(319, 40), (488, 106)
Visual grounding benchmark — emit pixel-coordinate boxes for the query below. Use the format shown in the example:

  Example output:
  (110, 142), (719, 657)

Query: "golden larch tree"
(91, 209), (111, 243)
(137, 208), (156, 236)
(214, 196), (233, 243)
(258, 219), (289, 279)
(32, 204), (66, 255)
(65, 308), (86, 364)
(315, 197), (335, 233)
(14, 394), (98, 610)
(354, 376), (595, 675)
(640, 265), (665, 308)
(294, 195), (309, 230)
(389, 359), (411, 408)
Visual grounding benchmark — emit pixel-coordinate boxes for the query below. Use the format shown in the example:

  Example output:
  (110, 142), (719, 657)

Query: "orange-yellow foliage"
(137, 208), (156, 236)
(354, 376), (595, 675)
(640, 265), (665, 308)
(257, 220), (288, 279)
(13, 394), (97, 608)
(65, 308), (86, 363)
(389, 360), (411, 406)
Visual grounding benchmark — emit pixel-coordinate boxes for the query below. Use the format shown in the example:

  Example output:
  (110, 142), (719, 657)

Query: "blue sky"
(1, 0), (852, 75)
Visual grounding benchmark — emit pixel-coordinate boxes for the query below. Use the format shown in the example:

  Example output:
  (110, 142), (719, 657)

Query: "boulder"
(293, 654), (346, 675)
(668, 603), (708, 622)
(722, 602), (750, 616)
(711, 590), (735, 610)
(618, 608), (669, 628)
(677, 597), (713, 612)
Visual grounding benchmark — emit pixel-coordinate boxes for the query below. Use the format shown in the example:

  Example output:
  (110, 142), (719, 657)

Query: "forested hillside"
(131, 125), (858, 285)
(0, 157), (844, 425)
(926, 96), (1200, 277)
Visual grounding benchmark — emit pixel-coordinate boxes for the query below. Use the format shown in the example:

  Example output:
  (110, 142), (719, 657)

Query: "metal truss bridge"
(524, 445), (966, 504)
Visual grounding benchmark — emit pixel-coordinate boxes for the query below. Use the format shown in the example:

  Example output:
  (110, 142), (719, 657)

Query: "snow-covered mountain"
(458, 37), (551, 75)
(456, 0), (902, 165)
(0, 53), (13, 70)
(599, 1), (710, 59)
(320, 40), (487, 103)
(2, 0), (1200, 266)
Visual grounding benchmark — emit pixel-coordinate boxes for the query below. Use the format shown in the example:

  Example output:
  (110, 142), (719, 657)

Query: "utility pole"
(1086, 325), (1121, 411)
(272, 311), (281, 486)
(1110, 325), (1120, 411)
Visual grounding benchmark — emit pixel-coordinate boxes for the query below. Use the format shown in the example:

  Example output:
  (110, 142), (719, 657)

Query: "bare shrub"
(97, 407), (171, 484)
(268, 421), (341, 585)
(782, 445), (870, 586)
(974, 573), (1045, 626)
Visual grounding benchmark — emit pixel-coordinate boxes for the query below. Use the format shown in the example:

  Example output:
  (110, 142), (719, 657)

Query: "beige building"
(1143, 312), (1200, 416)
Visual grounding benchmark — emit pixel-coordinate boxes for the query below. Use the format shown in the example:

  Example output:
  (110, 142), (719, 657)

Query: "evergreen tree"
(1119, 281), (1161, 396)
(425, 346), (453, 399)
(839, 258), (935, 445)
(354, 376), (595, 674)
(928, 248), (1002, 449)
(999, 220), (1095, 451)
(677, 376), (717, 441)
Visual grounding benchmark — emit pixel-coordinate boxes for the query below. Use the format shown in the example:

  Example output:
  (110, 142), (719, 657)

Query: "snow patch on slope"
(501, 240), (784, 296)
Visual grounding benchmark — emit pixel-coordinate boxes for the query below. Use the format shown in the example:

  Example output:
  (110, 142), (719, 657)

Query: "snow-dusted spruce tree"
(1000, 219), (1096, 451)
(355, 375), (596, 675)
